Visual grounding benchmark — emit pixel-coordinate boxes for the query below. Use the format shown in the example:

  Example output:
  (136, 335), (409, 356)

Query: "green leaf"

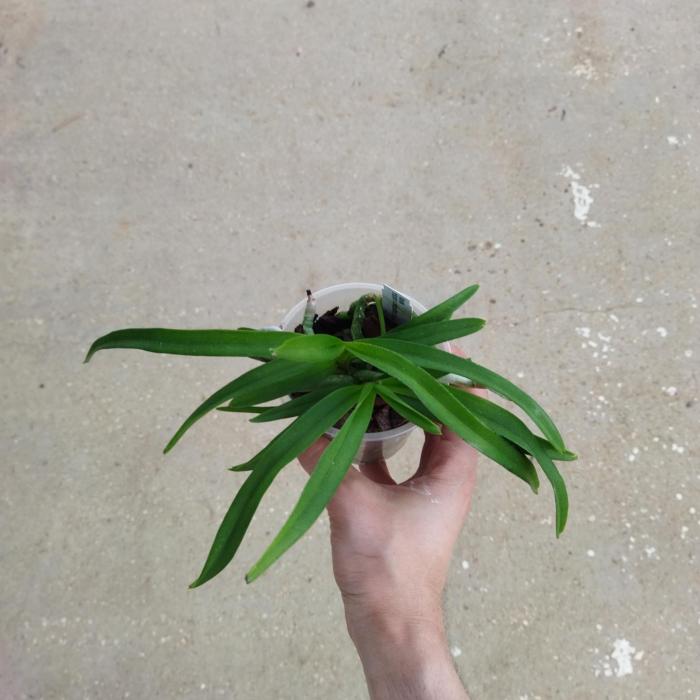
(222, 373), (356, 410)
(375, 385), (442, 435)
(535, 438), (577, 462)
(164, 359), (336, 453)
(380, 386), (441, 423)
(394, 284), (480, 331)
(388, 318), (485, 345)
(446, 387), (568, 535)
(249, 379), (357, 423)
(273, 334), (345, 363)
(365, 337), (567, 453)
(381, 380), (575, 465)
(245, 384), (376, 582)
(348, 342), (539, 492)
(229, 384), (363, 473)
(189, 385), (363, 588)
(84, 328), (295, 363)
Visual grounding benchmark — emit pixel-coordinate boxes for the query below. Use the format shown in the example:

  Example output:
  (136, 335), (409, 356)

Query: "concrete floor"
(2, 1), (698, 698)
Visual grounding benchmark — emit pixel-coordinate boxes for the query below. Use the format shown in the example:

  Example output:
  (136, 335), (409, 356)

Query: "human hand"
(298, 351), (484, 699)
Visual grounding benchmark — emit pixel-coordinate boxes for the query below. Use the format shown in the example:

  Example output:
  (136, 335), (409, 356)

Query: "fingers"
(358, 459), (396, 485)
(413, 430), (478, 486)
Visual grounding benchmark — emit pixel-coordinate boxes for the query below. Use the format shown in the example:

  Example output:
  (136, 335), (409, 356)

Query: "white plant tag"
(382, 284), (413, 325)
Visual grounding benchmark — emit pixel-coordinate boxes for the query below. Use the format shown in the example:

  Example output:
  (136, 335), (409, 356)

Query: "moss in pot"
(85, 283), (577, 586)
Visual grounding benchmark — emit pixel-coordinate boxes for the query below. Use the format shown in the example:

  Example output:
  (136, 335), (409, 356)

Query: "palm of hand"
(299, 426), (480, 616)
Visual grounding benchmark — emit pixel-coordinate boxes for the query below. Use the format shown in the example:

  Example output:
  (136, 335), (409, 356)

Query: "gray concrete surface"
(2, 1), (699, 698)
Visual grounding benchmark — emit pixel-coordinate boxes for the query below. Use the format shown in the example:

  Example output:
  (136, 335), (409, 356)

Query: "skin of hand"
(298, 352), (485, 700)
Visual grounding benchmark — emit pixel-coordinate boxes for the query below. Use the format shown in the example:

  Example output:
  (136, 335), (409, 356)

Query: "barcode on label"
(382, 284), (413, 325)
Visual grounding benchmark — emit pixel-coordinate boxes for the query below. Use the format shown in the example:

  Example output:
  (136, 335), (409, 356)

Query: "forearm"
(346, 604), (469, 700)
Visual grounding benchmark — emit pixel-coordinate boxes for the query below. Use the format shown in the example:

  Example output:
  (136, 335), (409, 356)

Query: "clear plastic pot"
(280, 282), (449, 464)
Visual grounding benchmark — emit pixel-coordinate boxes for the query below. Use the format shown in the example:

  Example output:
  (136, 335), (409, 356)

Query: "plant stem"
(375, 294), (386, 335)
(303, 289), (315, 335)
(351, 295), (370, 340)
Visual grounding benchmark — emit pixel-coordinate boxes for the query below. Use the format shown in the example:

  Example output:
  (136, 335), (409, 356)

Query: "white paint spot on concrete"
(671, 443), (685, 454)
(684, 349), (693, 358)
(667, 135), (679, 145)
(575, 326), (591, 338)
(587, 549), (595, 557)
(663, 386), (677, 396)
(451, 646), (462, 658)
(676, 493), (683, 501)
(611, 639), (636, 677)
(656, 327), (668, 338)
(461, 560), (470, 570)
(571, 181), (596, 225)
(560, 165), (600, 227)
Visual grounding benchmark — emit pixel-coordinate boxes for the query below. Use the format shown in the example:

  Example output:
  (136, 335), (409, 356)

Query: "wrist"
(343, 597), (467, 700)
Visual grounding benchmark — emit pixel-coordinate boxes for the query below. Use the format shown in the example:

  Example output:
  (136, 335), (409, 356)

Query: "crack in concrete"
(492, 300), (682, 326)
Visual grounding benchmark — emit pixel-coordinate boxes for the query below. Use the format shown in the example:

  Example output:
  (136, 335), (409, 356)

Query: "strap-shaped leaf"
(447, 387), (569, 535)
(380, 385), (440, 422)
(379, 378), (576, 463)
(365, 337), (566, 453)
(84, 328), (295, 363)
(245, 384), (376, 582)
(273, 334), (345, 363)
(387, 318), (485, 345)
(189, 384), (364, 587)
(348, 342), (539, 492)
(535, 438), (577, 462)
(249, 380), (357, 423)
(387, 383), (571, 532)
(389, 284), (479, 331)
(229, 384), (363, 473)
(164, 359), (336, 453)
(375, 385), (441, 435)
(221, 374), (357, 412)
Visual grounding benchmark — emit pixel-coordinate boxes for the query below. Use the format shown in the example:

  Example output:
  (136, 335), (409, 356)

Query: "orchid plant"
(85, 284), (576, 587)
